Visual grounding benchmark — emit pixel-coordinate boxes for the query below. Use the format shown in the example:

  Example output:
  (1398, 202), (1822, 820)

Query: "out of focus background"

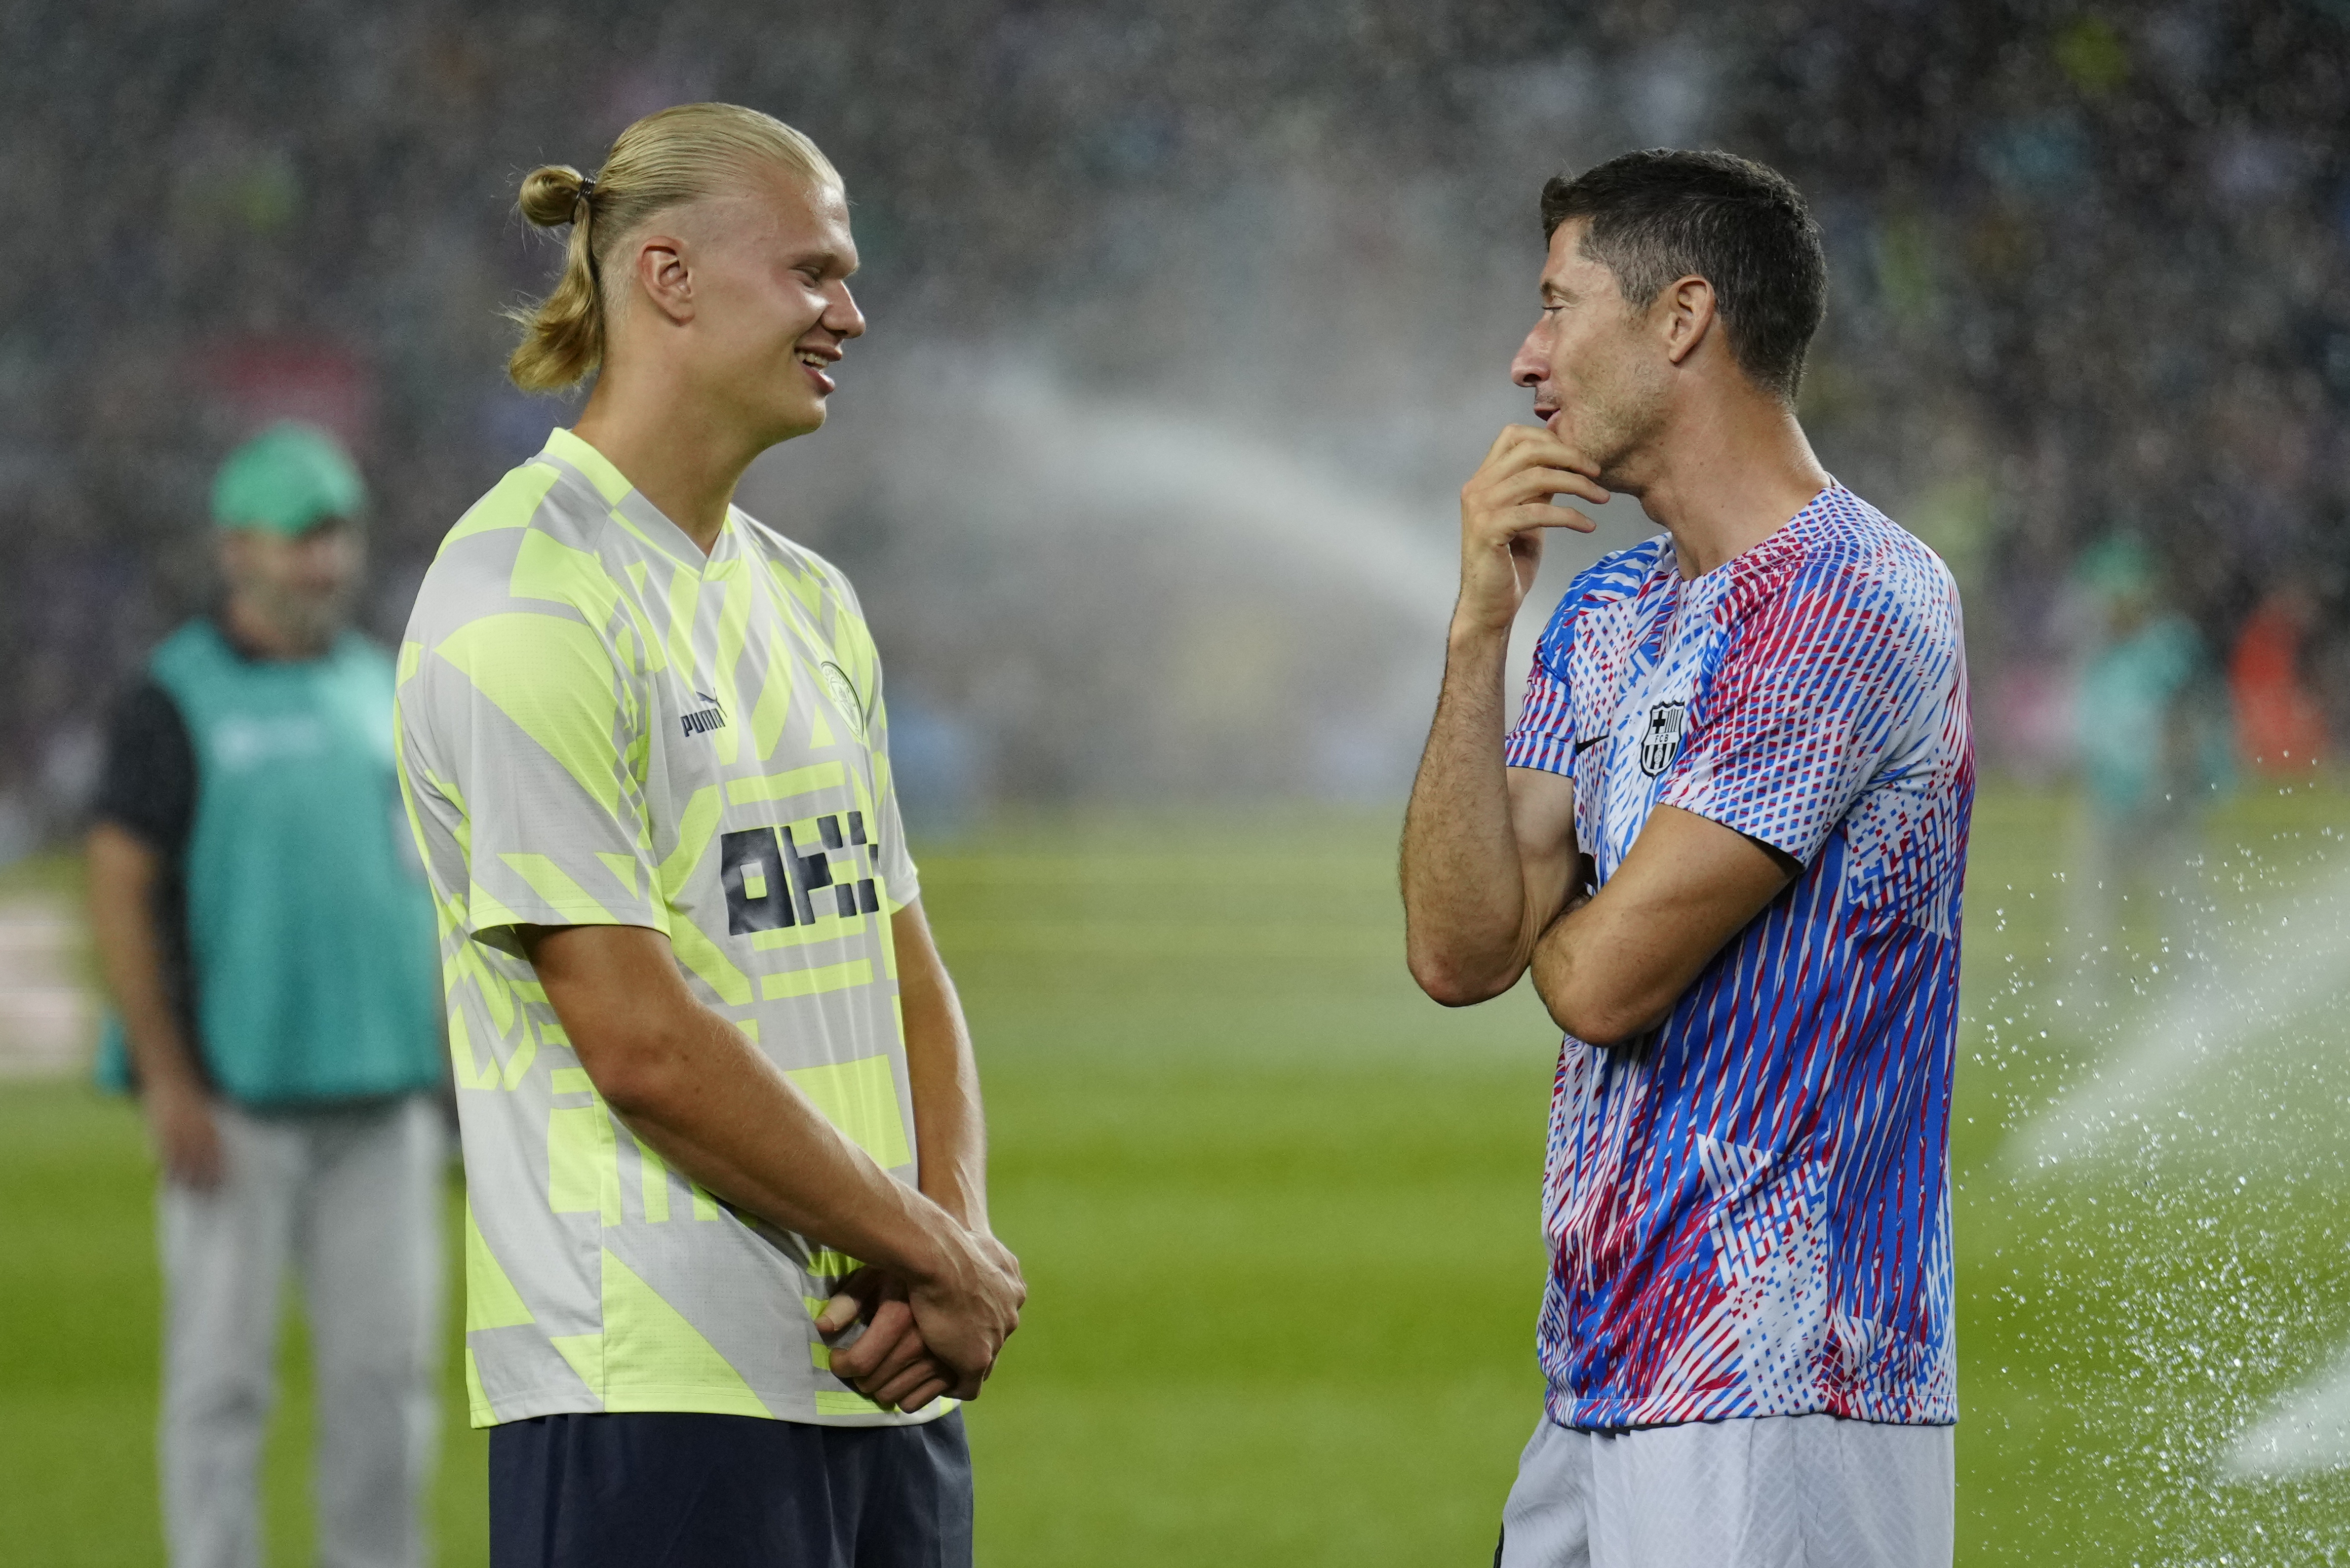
(3, 2), (2349, 1564)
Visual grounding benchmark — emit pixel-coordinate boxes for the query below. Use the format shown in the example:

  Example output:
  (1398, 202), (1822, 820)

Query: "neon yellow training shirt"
(397, 427), (938, 1428)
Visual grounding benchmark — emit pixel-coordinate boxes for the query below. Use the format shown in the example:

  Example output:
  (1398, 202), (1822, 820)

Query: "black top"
(90, 620), (241, 1074)
(91, 677), (199, 859)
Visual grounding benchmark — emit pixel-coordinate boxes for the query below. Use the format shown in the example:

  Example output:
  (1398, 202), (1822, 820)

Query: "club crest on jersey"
(818, 661), (866, 737)
(1639, 700), (1687, 776)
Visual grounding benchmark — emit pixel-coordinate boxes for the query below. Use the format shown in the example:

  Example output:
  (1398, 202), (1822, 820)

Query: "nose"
(826, 281), (866, 342)
(298, 532), (351, 585)
(1510, 324), (1548, 390)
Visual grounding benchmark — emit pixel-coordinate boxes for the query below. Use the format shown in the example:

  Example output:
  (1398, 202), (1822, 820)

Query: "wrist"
(918, 1171), (988, 1235)
(890, 1194), (972, 1288)
(143, 1066), (208, 1103)
(1447, 609), (1513, 653)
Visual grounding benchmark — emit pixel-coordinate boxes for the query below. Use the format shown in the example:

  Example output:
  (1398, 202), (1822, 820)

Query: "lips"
(796, 347), (839, 396)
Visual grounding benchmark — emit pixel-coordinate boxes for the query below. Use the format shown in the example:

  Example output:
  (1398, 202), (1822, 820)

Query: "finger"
(179, 1139), (224, 1189)
(814, 1266), (891, 1334)
(847, 1323), (932, 1394)
(1492, 502), (1600, 536)
(869, 1358), (950, 1410)
(1487, 465), (1611, 509)
(828, 1300), (917, 1380)
(1479, 423), (1529, 466)
(1479, 426), (1598, 479)
(893, 1377), (952, 1415)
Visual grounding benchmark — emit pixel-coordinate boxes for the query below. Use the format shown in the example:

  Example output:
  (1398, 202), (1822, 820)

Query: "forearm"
(562, 973), (964, 1284)
(1402, 620), (1539, 1001)
(900, 950), (989, 1234)
(1528, 897), (1659, 1047)
(1526, 806), (1797, 1046)
(86, 824), (204, 1092)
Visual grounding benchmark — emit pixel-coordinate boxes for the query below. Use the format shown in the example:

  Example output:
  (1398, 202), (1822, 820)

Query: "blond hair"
(506, 103), (843, 393)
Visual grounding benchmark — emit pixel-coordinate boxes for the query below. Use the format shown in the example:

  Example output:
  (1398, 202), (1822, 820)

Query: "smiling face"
(1509, 218), (1672, 490)
(685, 171), (866, 446)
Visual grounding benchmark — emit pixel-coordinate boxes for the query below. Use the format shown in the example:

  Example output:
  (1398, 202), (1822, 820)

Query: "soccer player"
(1400, 150), (1972, 1566)
(396, 104), (1023, 1566)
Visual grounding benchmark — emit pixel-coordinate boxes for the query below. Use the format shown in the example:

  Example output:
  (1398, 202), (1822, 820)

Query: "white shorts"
(1496, 1413), (1954, 1568)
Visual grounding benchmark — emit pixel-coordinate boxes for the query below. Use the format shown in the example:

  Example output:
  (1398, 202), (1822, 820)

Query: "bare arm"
(1403, 423), (1607, 1004)
(87, 822), (222, 1187)
(520, 922), (1020, 1393)
(825, 900), (1024, 1412)
(1529, 804), (1797, 1046)
(1401, 641), (1581, 1002)
(895, 900), (991, 1232)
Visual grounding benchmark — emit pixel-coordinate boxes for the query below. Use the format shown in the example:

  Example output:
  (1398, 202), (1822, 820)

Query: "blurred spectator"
(3, 3), (2346, 803)
(83, 424), (445, 1568)
(2066, 536), (2232, 1008)
(2230, 584), (2330, 774)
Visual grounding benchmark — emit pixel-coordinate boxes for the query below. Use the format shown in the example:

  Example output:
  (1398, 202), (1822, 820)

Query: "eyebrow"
(787, 245), (857, 279)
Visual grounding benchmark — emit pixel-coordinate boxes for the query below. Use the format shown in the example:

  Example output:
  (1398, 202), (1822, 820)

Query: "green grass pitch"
(3, 783), (2348, 1564)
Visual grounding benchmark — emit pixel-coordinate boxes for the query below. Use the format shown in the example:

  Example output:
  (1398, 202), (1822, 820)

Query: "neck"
(1620, 387), (1831, 579)
(222, 593), (328, 660)
(571, 361), (766, 556)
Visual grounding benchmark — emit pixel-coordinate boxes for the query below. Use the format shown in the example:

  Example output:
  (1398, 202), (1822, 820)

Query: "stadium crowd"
(2, 0), (2343, 839)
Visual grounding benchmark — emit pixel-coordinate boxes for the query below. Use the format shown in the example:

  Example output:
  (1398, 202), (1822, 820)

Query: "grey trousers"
(1497, 1413), (1955, 1568)
(158, 1095), (446, 1568)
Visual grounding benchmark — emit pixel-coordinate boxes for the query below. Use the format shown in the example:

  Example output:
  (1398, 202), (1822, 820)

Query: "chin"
(765, 397), (829, 444)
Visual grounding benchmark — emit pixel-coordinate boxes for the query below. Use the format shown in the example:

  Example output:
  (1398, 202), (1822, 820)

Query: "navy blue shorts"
(489, 1410), (972, 1567)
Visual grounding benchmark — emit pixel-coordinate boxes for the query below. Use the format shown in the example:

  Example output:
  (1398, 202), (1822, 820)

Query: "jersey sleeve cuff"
(1651, 787), (1822, 869)
(465, 892), (672, 958)
(1503, 730), (1576, 773)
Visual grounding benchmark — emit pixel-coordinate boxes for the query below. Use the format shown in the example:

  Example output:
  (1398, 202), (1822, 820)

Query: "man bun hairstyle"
(507, 103), (844, 393)
(1541, 149), (1826, 403)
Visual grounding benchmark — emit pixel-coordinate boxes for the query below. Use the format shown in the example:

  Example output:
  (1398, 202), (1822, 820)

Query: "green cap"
(210, 422), (367, 535)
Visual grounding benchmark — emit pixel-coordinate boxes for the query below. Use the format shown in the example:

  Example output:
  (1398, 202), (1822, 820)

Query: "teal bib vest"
(98, 622), (442, 1106)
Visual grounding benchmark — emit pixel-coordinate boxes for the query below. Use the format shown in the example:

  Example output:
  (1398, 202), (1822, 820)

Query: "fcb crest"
(1639, 700), (1687, 776)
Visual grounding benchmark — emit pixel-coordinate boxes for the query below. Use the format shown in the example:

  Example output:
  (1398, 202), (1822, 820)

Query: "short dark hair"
(1540, 150), (1826, 403)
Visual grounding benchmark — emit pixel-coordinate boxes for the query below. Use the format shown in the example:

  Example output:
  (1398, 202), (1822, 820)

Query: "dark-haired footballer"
(1401, 150), (1972, 1566)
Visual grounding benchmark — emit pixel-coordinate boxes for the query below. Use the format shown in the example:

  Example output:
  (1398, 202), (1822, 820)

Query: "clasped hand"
(815, 1231), (1025, 1414)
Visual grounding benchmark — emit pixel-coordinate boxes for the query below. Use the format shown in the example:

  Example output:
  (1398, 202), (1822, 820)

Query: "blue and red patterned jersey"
(1502, 482), (1972, 1429)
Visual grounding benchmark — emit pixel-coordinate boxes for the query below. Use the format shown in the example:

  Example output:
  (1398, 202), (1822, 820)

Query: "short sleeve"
(1503, 543), (1663, 775)
(402, 607), (667, 955)
(866, 713), (921, 914)
(91, 679), (198, 856)
(1503, 662), (1578, 773)
(1657, 572), (1932, 866)
(829, 583), (921, 913)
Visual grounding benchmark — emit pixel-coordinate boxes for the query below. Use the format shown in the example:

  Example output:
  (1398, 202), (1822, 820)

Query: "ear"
(631, 233), (696, 326)
(1658, 275), (1716, 369)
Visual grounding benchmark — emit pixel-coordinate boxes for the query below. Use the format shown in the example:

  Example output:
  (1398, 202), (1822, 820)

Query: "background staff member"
(88, 421), (447, 1568)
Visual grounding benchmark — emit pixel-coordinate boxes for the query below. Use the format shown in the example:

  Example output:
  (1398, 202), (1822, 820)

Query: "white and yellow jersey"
(398, 426), (934, 1428)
